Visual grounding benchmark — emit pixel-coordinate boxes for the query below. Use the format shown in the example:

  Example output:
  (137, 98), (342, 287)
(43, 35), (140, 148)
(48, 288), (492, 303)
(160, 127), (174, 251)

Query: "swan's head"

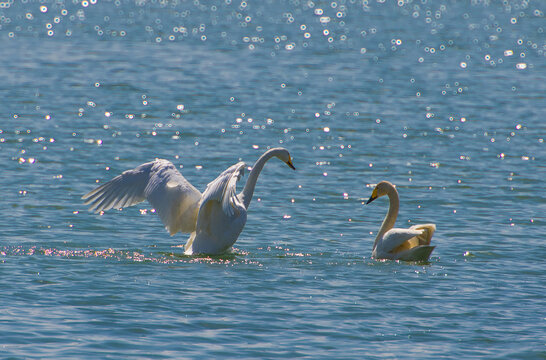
(271, 147), (296, 170)
(366, 180), (395, 204)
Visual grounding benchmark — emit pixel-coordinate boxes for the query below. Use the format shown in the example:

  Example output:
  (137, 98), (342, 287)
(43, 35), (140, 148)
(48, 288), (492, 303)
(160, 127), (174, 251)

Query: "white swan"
(366, 181), (436, 261)
(82, 147), (296, 255)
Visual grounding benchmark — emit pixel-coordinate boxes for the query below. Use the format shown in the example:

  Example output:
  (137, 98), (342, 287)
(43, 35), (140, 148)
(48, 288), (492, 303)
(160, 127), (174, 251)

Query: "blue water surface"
(1, 0), (545, 358)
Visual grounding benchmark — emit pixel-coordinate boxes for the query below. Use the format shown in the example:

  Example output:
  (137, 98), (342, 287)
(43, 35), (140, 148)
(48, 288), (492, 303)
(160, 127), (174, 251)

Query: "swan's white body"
(82, 148), (295, 255)
(366, 181), (436, 261)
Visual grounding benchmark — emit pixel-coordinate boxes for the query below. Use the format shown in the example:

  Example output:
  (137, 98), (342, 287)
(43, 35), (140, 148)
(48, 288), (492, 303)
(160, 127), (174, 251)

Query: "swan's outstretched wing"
(199, 162), (246, 218)
(82, 159), (202, 235)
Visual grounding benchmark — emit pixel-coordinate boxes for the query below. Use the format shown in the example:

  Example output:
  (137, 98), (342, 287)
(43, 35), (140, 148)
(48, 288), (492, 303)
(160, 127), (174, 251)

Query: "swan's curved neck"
(374, 185), (399, 250)
(239, 149), (280, 209)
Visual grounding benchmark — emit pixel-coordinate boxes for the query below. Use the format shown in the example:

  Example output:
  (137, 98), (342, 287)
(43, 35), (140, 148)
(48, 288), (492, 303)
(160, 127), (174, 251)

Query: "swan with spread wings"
(82, 147), (295, 255)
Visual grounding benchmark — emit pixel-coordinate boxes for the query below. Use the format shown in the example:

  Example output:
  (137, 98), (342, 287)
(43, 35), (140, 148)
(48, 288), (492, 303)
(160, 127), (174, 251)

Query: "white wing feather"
(82, 161), (153, 212)
(378, 228), (424, 254)
(184, 162), (246, 254)
(82, 159), (202, 235)
(199, 162), (245, 218)
(409, 224), (436, 245)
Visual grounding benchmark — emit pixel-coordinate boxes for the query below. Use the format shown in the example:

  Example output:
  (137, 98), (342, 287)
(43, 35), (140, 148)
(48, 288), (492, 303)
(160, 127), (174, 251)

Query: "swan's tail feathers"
(410, 224), (436, 246)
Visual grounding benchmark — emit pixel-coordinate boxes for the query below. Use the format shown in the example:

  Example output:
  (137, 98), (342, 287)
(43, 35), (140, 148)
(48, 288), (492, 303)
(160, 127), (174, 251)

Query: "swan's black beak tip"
(287, 160), (296, 170)
(366, 196), (376, 205)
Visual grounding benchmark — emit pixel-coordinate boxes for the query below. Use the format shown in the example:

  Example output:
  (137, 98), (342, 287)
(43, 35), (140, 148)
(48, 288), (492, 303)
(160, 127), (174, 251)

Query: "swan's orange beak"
(366, 189), (378, 204)
(286, 159), (296, 170)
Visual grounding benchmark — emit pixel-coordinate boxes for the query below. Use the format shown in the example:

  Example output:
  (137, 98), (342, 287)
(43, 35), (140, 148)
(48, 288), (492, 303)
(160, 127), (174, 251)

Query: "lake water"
(1, 0), (545, 358)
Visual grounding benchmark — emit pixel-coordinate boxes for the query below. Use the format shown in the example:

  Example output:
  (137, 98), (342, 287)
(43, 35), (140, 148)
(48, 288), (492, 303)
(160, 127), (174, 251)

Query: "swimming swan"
(366, 181), (435, 261)
(82, 147), (296, 255)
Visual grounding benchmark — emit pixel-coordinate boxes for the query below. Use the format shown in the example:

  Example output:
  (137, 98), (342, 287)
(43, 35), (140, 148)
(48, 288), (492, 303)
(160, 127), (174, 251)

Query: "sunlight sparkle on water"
(1, 1), (544, 358)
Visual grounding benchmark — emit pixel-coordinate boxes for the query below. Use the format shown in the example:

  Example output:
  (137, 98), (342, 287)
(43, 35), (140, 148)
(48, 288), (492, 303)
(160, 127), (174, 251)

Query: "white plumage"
(366, 181), (436, 261)
(83, 148), (295, 255)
